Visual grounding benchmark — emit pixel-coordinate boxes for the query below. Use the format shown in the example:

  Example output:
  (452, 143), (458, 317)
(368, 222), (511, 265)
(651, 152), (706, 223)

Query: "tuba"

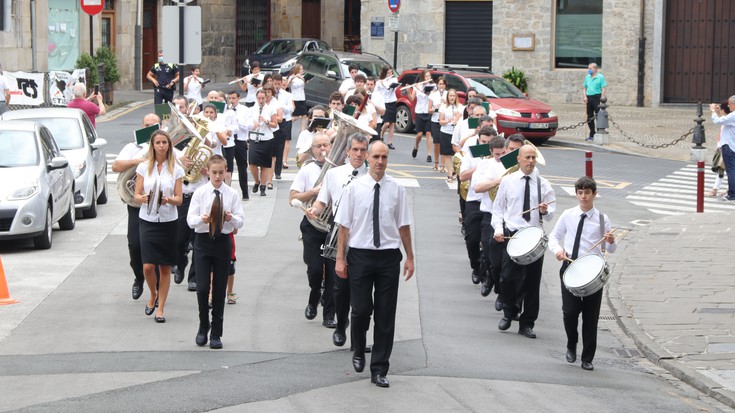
(182, 135), (213, 182)
(116, 146), (147, 207)
(304, 110), (377, 232)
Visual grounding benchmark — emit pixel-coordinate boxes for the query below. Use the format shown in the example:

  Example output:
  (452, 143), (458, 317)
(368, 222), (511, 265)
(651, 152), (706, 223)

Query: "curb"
(97, 99), (153, 123)
(606, 221), (735, 410)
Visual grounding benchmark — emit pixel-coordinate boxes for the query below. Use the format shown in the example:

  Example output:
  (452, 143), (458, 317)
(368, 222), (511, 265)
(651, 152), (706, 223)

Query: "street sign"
(388, 0), (400, 13)
(162, 6), (202, 65)
(388, 13), (399, 32)
(80, 0), (103, 15)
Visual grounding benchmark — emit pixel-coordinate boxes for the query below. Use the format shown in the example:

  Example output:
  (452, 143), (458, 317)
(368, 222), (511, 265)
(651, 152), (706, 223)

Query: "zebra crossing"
(626, 164), (735, 215)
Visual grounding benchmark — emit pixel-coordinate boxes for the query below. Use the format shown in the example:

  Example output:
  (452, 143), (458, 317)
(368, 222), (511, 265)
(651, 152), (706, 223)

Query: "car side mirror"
(48, 156), (69, 171)
(91, 138), (107, 150)
(326, 70), (338, 79)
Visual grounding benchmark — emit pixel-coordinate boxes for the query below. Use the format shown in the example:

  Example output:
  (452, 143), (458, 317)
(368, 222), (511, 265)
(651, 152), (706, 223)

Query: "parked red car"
(395, 65), (559, 144)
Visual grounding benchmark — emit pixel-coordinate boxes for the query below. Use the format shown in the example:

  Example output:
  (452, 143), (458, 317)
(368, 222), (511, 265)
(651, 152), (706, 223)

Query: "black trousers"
(126, 205), (144, 284)
(463, 201), (482, 272)
(498, 229), (544, 329)
(560, 262), (602, 362)
(176, 194), (196, 283)
(154, 87), (174, 104)
(273, 121), (290, 177)
(480, 212), (501, 290)
(300, 217), (333, 320)
(194, 232), (232, 338)
(586, 94), (601, 137)
(223, 146), (235, 175)
(348, 248), (402, 377)
(233, 140), (249, 197)
(325, 258), (349, 331)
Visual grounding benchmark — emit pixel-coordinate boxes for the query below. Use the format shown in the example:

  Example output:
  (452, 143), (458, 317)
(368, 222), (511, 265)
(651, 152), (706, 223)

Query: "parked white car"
(3, 108), (108, 218)
(0, 120), (76, 249)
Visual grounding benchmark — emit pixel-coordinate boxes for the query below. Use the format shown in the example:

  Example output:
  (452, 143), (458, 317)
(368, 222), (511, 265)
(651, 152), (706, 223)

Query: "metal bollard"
(594, 97), (609, 145)
(585, 151), (593, 178)
(690, 102), (707, 162)
(697, 161), (704, 213)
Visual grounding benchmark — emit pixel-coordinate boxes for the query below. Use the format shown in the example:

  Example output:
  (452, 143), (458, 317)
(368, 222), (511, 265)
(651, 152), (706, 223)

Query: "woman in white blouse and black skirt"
(134, 130), (185, 323)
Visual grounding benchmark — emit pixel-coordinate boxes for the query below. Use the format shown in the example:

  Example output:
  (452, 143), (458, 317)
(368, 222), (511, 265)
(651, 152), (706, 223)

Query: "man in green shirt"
(583, 63), (606, 142)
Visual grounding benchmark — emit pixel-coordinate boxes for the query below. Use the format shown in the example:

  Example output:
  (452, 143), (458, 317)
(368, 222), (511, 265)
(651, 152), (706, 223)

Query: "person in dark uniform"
(548, 176), (616, 371)
(146, 50), (180, 104)
(335, 140), (415, 388)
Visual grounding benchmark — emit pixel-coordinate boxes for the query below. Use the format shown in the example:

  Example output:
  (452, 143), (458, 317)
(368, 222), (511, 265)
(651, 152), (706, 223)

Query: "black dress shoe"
(144, 305), (155, 316)
(154, 316), (166, 323)
(252, 183), (259, 193)
(494, 297), (503, 311)
(566, 349), (577, 363)
(322, 319), (337, 329)
(518, 326), (537, 339)
(188, 281), (197, 292)
(210, 336), (223, 349)
(388, 143), (395, 150)
(174, 267), (184, 284)
(304, 305), (317, 320)
(132, 282), (144, 300)
(498, 317), (511, 331)
(480, 282), (492, 297)
(371, 375), (390, 388)
(411, 147), (418, 158)
(332, 330), (346, 347)
(352, 354), (365, 373)
(195, 329), (208, 346)
(581, 361), (594, 371)
(471, 269), (480, 285)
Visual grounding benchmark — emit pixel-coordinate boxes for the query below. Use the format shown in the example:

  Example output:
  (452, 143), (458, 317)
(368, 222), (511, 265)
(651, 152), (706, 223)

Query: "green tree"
(75, 52), (98, 86)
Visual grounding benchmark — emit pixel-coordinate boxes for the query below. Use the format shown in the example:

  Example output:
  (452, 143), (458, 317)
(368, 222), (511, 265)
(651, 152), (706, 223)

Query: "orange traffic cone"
(0, 256), (19, 306)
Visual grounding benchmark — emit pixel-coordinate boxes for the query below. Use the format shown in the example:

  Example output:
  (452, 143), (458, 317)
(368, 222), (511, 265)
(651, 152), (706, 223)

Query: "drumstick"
(562, 256), (575, 263)
(518, 200), (556, 216)
(290, 198), (309, 213)
(503, 236), (517, 240)
(584, 227), (619, 254)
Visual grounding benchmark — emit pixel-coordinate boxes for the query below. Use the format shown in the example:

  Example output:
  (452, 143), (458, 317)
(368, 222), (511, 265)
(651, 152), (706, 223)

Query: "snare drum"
(506, 226), (548, 265)
(562, 253), (611, 297)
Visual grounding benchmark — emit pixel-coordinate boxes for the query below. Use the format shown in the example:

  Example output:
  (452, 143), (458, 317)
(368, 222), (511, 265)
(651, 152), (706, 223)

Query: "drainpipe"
(134, 0), (142, 90)
(636, 0), (646, 107)
(31, 0), (37, 71)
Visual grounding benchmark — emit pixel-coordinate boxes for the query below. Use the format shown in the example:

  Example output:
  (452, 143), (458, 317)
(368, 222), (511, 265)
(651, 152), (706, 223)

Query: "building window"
(554, 0), (603, 69)
(102, 0), (115, 49)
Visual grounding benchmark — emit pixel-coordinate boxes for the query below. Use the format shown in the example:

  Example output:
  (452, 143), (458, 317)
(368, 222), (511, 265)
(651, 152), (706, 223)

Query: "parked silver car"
(0, 120), (76, 249)
(3, 108), (108, 218)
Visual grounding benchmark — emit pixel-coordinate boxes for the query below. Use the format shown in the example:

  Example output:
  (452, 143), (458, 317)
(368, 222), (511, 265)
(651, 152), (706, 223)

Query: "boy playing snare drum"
(548, 176), (616, 371)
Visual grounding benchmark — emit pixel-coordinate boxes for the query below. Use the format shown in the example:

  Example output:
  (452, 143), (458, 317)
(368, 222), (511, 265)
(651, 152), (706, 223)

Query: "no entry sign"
(80, 0), (103, 15)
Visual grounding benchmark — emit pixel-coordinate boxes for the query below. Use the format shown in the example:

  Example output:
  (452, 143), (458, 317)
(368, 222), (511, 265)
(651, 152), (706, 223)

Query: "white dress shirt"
(182, 175), (207, 195)
(440, 104), (462, 135)
(414, 86), (430, 114)
(548, 206), (617, 257)
(290, 161), (323, 193)
(136, 160), (185, 223)
(335, 174), (411, 250)
(223, 108), (238, 148)
(206, 116), (227, 156)
(473, 157), (505, 213)
(455, 121), (476, 151)
(246, 103), (276, 141)
(278, 89), (295, 121)
(377, 77), (398, 103)
(289, 76), (306, 101)
(460, 155), (482, 202)
(429, 90), (447, 123)
(244, 73), (264, 104)
(339, 78), (356, 95)
(491, 169), (555, 235)
(187, 181), (244, 234)
(233, 104), (252, 141)
(369, 91), (385, 124)
(117, 142), (149, 162)
(316, 163), (368, 210)
(184, 76), (203, 105)
(712, 111), (735, 149)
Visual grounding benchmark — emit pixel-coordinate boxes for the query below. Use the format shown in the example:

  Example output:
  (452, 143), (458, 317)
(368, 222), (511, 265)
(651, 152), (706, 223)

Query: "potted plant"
(75, 52), (98, 88)
(503, 67), (528, 94)
(94, 46), (120, 104)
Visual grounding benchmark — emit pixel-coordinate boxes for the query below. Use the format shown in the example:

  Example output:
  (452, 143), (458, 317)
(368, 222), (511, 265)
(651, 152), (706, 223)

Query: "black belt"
(183, 193), (193, 198)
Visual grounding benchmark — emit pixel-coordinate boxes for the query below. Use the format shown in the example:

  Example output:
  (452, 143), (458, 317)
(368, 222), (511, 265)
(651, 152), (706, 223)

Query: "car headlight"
(280, 58), (297, 72)
(547, 110), (557, 118)
(8, 178), (40, 200)
(495, 108), (522, 118)
(244, 58), (250, 67)
(71, 160), (87, 179)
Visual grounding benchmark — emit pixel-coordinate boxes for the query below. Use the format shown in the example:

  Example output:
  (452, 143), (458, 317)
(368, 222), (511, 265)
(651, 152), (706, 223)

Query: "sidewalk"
(102, 88), (735, 408)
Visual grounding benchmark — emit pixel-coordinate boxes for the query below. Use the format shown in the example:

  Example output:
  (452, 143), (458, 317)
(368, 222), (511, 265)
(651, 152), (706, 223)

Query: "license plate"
(529, 123), (549, 129)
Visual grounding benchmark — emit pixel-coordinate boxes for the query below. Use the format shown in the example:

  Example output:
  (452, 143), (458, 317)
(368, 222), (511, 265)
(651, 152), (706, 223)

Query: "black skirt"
(249, 138), (274, 167)
(293, 100), (308, 117)
(440, 132), (454, 155)
(140, 219), (178, 266)
(431, 121), (441, 144)
(383, 101), (397, 123)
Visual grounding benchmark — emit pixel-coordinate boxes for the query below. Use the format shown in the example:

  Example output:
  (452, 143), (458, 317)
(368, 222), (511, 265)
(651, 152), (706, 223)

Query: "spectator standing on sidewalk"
(711, 96), (735, 201)
(146, 50), (180, 104)
(0, 63), (11, 114)
(67, 83), (106, 128)
(583, 63), (606, 142)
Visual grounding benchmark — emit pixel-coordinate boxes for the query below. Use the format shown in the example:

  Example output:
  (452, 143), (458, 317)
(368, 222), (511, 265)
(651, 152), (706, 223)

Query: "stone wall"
(113, 1), (136, 90)
(199, 2), (237, 80)
(271, 0), (344, 51)
(0, 0), (49, 72)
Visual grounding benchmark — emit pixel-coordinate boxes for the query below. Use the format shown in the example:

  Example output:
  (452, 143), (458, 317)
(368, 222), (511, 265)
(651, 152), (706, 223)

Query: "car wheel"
(82, 183), (98, 219)
(395, 105), (414, 134)
(58, 192), (76, 230)
(33, 205), (53, 250)
(97, 175), (108, 205)
(526, 137), (549, 146)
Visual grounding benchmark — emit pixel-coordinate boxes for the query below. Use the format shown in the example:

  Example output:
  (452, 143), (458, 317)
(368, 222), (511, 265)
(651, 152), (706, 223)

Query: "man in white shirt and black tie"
(187, 155), (244, 349)
(548, 176), (616, 371)
(307, 133), (369, 347)
(335, 140), (414, 388)
(492, 145), (555, 339)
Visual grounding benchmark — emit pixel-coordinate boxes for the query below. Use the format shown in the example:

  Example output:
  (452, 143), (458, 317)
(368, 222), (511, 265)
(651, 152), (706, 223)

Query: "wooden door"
(302, 0), (321, 39)
(142, 0), (158, 88)
(664, 0), (735, 103)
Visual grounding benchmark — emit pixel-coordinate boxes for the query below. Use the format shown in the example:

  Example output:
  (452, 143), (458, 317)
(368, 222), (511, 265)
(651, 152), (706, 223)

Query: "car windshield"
(466, 77), (526, 99)
(340, 60), (385, 78)
(0, 131), (39, 167)
(31, 118), (84, 150)
(256, 40), (304, 55)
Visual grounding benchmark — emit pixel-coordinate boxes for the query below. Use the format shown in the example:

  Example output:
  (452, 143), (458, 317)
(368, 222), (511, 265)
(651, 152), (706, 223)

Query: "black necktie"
(522, 175), (531, 222)
(209, 189), (222, 239)
(571, 213), (587, 260)
(373, 183), (380, 248)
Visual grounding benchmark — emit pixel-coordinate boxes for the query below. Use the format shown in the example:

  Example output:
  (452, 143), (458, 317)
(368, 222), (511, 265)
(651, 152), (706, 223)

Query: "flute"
(399, 79), (432, 91)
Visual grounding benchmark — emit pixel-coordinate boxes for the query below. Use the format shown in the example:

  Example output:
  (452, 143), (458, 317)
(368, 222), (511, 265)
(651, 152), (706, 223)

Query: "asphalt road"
(0, 104), (731, 412)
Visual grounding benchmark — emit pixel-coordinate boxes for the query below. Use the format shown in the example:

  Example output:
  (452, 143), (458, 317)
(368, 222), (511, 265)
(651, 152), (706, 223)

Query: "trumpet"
(182, 136), (213, 182)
